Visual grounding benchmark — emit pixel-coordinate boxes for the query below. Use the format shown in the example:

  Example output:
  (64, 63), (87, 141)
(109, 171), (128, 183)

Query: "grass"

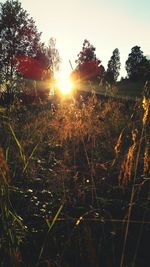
(0, 147), (26, 267)
(75, 79), (145, 100)
(0, 82), (150, 266)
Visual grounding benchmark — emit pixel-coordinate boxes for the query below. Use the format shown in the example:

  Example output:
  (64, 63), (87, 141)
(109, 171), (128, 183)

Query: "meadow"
(0, 82), (150, 267)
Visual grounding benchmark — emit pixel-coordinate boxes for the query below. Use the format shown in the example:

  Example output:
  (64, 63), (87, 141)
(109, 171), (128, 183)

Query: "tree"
(105, 48), (121, 83)
(125, 46), (150, 81)
(73, 39), (105, 82)
(13, 38), (61, 87)
(14, 39), (61, 100)
(0, 0), (43, 92)
(45, 38), (61, 79)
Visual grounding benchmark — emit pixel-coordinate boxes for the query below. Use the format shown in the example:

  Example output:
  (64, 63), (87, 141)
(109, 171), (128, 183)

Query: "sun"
(55, 75), (73, 95)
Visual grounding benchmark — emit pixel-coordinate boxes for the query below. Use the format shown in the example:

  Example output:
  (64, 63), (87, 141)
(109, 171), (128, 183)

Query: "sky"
(18, 0), (150, 78)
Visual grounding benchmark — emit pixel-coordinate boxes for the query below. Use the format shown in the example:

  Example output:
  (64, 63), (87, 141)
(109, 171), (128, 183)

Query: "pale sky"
(18, 0), (150, 78)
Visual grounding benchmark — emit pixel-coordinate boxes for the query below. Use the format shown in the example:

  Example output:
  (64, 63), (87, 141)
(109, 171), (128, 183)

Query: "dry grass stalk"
(144, 144), (150, 175)
(0, 146), (10, 185)
(115, 131), (123, 156)
(119, 130), (138, 185)
(142, 83), (150, 175)
(142, 96), (150, 125)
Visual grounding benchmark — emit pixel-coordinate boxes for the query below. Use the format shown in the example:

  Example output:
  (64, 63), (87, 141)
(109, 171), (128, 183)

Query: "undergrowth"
(0, 83), (150, 267)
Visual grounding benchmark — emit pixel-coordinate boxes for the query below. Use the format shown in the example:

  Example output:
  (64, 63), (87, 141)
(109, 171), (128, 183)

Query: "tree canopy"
(0, 0), (55, 92)
(125, 46), (150, 81)
(0, 1), (37, 80)
(73, 39), (105, 82)
(105, 48), (121, 83)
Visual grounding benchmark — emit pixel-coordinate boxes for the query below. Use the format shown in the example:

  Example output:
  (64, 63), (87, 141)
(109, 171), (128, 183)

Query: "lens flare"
(56, 76), (73, 95)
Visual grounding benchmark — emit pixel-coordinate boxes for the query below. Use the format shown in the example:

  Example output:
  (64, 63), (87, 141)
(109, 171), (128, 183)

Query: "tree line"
(73, 40), (150, 84)
(0, 0), (150, 97)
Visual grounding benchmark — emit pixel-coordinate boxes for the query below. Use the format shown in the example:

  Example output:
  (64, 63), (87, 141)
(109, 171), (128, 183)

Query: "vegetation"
(0, 0), (41, 89)
(105, 48), (121, 84)
(125, 46), (150, 82)
(0, 0), (60, 99)
(72, 39), (105, 82)
(0, 82), (150, 266)
(0, 1), (150, 267)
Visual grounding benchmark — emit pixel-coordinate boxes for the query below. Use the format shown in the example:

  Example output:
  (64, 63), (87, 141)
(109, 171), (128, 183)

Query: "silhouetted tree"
(73, 39), (105, 82)
(125, 46), (150, 81)
(0, 0), (44, 92)
(105, 48), (121, 83)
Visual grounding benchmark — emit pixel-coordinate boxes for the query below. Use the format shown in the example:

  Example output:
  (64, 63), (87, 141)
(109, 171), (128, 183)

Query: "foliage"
(73, 39), (105, 82)
(29, 38), (61, 81)
(105, 48), (121, 83)
(0, 0), (40, 90)
(45, 38), (61, 79)
(125, 46), (150, 81)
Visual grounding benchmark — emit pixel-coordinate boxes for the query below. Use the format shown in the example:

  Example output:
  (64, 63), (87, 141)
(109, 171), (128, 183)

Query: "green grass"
(75, 80), (145, 100)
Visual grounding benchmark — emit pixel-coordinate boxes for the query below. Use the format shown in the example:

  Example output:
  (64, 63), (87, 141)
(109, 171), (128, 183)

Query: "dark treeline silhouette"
(72, 41), (150, 84)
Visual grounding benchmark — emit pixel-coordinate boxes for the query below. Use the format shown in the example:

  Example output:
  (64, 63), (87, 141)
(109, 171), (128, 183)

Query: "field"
(75, 80), (145, 99)
(0, 82), (150, 267)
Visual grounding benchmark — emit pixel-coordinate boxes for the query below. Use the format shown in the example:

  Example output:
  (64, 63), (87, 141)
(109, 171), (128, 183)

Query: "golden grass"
(0, 83), (150, 266)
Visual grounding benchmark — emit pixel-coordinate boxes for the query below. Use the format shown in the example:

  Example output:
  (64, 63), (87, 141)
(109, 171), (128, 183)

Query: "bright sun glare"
(56, 75), (73, 95)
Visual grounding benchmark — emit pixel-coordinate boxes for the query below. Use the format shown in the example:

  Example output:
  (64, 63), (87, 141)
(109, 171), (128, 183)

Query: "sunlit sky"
(18, 0), (150, 78)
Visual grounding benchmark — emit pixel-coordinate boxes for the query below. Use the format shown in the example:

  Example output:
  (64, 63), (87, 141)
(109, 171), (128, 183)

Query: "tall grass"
(0, 146), (26, 267)
(0, 83), (150, 266)
(114, 81), (150, 267)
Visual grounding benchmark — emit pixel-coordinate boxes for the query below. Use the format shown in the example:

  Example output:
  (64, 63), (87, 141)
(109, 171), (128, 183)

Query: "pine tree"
(105, 48), (121, 83)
